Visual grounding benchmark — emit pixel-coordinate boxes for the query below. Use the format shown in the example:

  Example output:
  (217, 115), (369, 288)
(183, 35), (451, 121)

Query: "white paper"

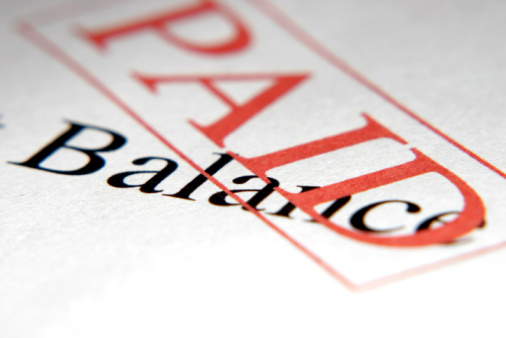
(1, 0), (506, 337)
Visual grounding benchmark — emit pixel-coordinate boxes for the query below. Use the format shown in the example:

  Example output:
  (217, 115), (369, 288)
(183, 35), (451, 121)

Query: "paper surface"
(1, 0), (506, 336)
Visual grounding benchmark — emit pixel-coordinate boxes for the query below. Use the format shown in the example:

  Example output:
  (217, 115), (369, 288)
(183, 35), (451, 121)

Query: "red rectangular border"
(17, 0), (506, 291)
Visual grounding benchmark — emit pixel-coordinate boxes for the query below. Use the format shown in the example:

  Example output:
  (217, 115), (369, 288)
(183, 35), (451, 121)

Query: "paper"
(1, 0), (506, 336)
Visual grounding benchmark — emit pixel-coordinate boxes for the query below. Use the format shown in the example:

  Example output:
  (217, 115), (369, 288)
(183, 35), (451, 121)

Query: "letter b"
(9, 121), (126, 175)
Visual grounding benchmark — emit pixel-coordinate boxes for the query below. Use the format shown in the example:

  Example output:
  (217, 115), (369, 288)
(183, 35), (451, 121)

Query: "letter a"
(107, 157), (178, 193)
(135, 72), (309, 147)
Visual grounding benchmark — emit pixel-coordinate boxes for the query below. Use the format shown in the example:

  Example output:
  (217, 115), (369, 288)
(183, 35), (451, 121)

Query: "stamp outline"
(17, 0), (506, 291)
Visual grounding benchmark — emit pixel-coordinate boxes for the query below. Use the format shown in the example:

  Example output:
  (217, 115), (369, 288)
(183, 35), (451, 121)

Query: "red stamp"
(19, 0), (506, 290)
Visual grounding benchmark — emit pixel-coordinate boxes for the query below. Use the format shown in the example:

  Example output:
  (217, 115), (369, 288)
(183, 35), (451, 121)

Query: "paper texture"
(1, 0), (506, 336)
